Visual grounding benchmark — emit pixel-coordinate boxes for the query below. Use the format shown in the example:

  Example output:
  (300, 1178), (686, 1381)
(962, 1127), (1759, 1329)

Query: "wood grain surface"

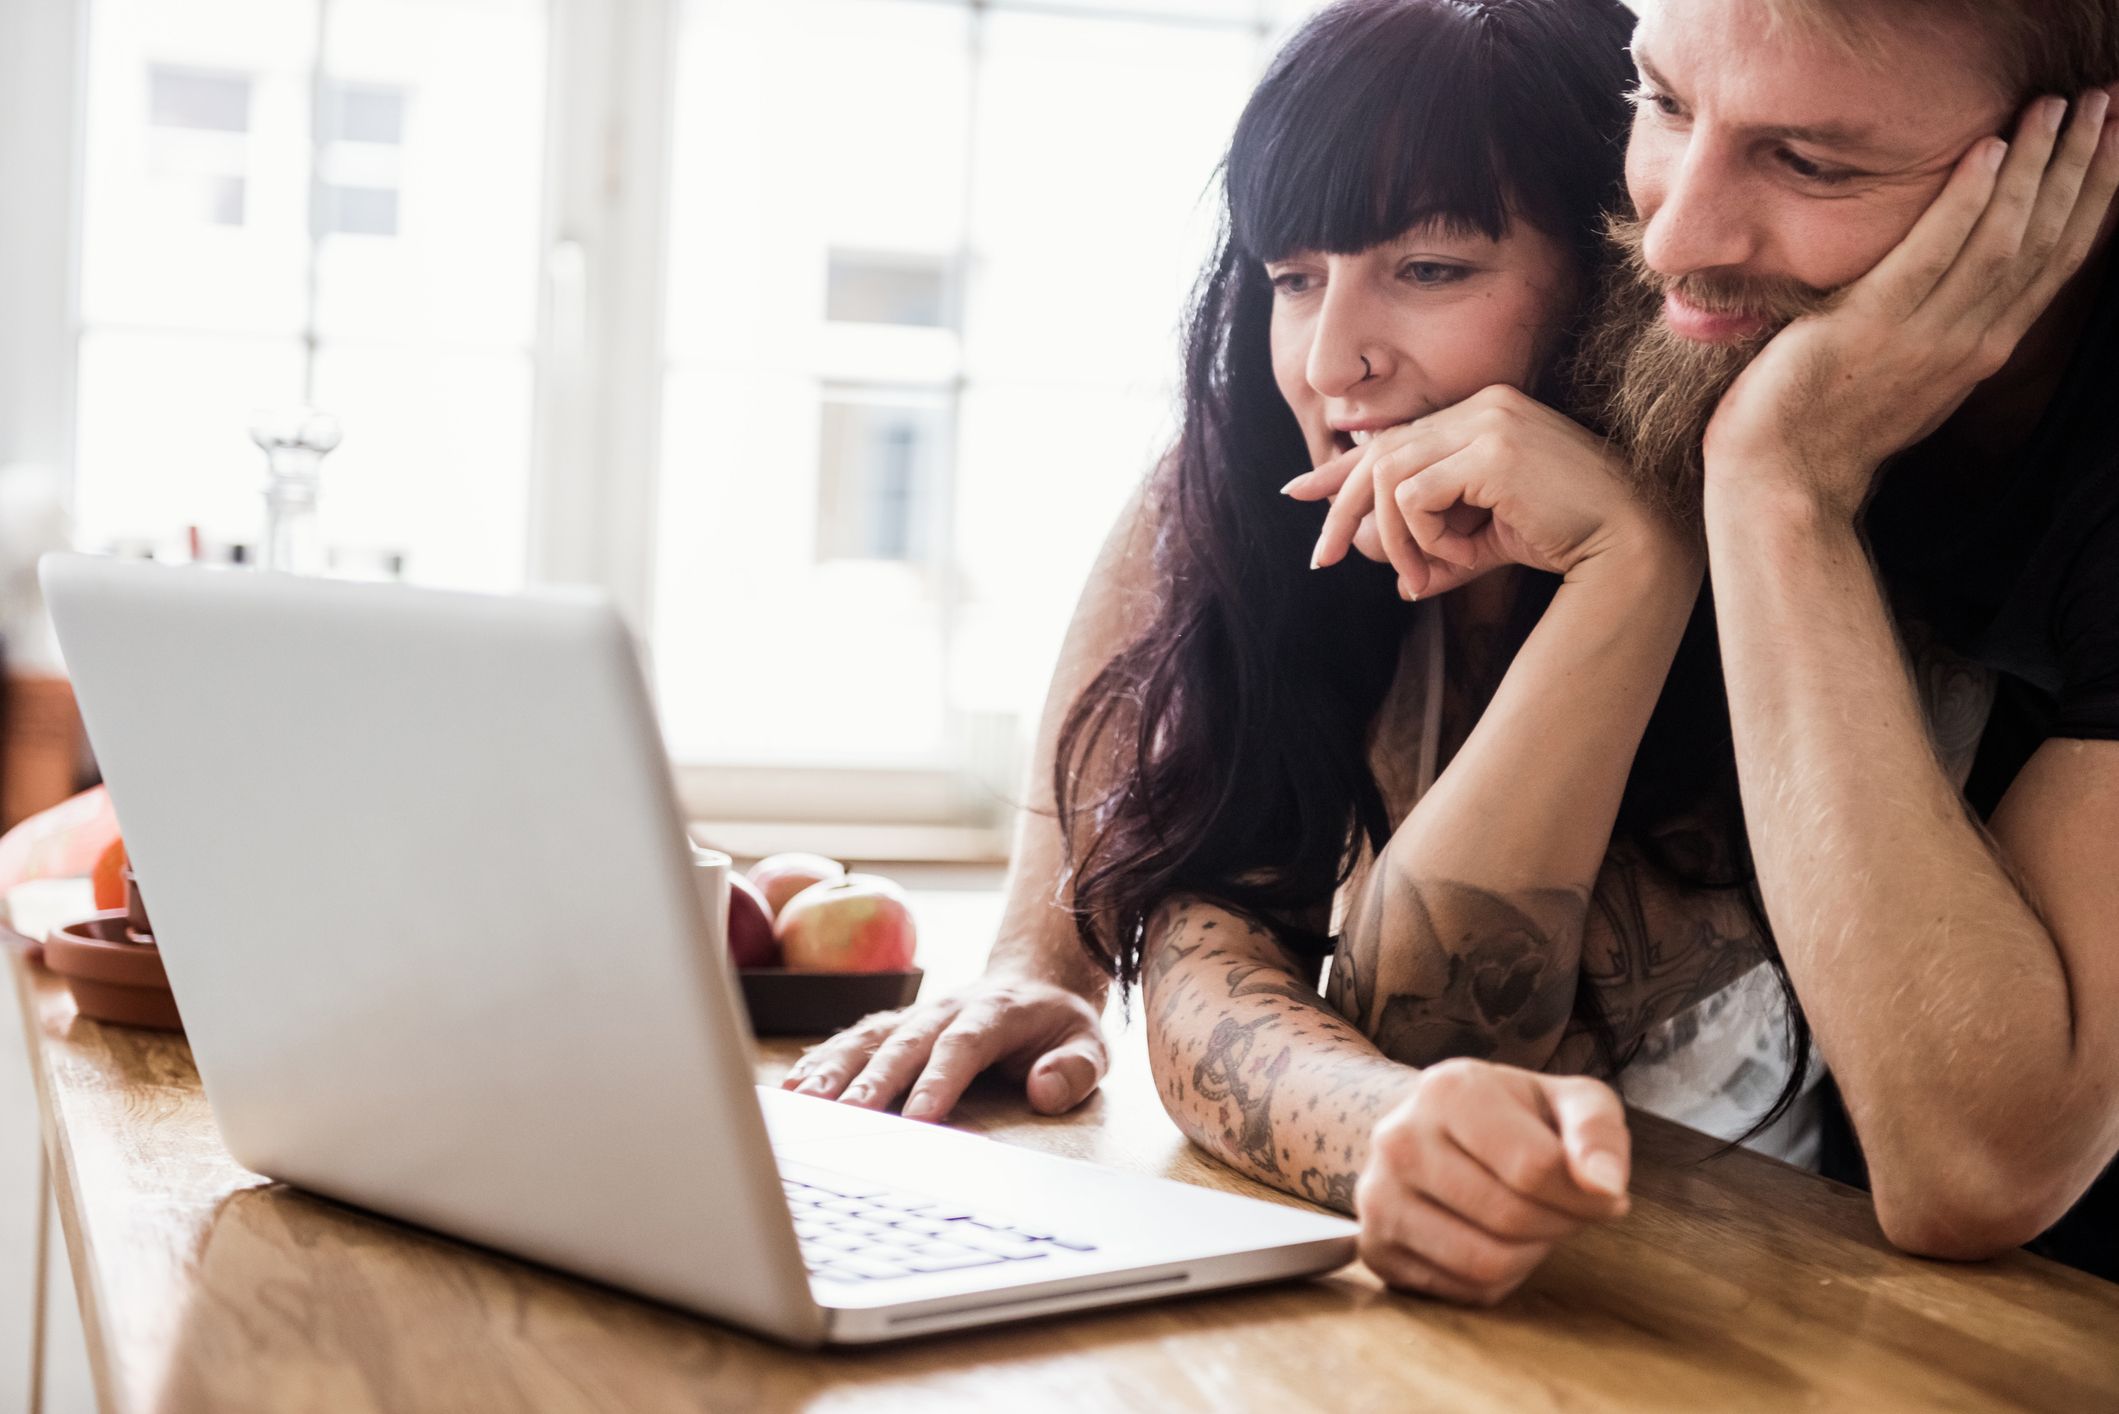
(13, 893), (2118, 1414)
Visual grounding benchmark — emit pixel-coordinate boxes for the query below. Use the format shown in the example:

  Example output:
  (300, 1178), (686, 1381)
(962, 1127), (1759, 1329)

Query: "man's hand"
(1357, 1059), (1632, 1305)
(1706, 87), (2119, 522)
(780, 973), (1107, 1121)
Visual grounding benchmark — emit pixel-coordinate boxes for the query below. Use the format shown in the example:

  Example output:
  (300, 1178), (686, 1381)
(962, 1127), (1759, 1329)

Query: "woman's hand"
(1285, 386), (1687, 597)
(780, 972), (1108, 1121)
(1706, 86), (2119, 523)
(1357, 1058), (1632, 1305)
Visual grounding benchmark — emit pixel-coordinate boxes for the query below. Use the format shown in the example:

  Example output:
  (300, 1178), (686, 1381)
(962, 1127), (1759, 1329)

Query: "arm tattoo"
(1345, 871), (1587, 1069)
(1192, 1015), (1293, 1178)
(1294, 1166), (1358, 1210)
(1145, 900), (1409, 1214)
(1573, 836), (1764, 1065)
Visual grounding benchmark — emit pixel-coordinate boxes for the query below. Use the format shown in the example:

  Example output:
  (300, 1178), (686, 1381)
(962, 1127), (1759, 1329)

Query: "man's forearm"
(1706, 479), (2082, 1251)
(1340, 549), (1701, 1070)
(1147, 900), (1421, 1211)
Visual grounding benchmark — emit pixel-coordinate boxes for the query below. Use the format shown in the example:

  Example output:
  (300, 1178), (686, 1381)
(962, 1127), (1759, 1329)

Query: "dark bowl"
(737, 967), (922, 1036)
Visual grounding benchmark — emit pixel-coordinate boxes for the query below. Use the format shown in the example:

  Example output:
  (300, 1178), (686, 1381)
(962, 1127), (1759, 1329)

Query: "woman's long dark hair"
(1051, 0), (1814, 1136)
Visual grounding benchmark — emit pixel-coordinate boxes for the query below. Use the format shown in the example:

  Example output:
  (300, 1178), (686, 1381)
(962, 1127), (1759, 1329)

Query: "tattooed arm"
(1333, 542), (1705, 1073)
(1144, 894), (1635, 1304)
(1143, 896), (1419, 1210)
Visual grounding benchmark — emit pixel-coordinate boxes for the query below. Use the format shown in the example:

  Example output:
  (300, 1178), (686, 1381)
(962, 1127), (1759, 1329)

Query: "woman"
(785, 0), (1814, 1304)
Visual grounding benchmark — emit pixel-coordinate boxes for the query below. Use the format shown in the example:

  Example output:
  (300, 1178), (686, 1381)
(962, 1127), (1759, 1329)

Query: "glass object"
(249, 404), (343, 574)
(73, 331), (306, 553)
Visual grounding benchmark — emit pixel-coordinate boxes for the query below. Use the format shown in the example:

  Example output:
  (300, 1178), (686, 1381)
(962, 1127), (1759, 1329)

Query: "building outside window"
(56, 0), (1321, 840)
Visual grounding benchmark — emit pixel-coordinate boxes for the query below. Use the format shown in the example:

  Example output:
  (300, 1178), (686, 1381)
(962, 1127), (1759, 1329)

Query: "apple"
(748, 851), (846, 918)
(725, 870), (781, 969)
(776, 874), (917, 973)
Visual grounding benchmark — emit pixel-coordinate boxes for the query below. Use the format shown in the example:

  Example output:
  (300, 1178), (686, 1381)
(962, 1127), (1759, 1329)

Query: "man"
(787, 0), (2119, 1282)
(1586, 0), (2119, 1277)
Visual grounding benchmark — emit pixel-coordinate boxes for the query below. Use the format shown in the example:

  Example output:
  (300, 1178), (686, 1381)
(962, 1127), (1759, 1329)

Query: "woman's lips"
(1662, 291), (1772, 344)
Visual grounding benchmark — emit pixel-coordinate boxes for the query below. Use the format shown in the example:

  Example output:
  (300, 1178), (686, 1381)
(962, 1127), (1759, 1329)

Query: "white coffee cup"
(689, 843), (730, 957)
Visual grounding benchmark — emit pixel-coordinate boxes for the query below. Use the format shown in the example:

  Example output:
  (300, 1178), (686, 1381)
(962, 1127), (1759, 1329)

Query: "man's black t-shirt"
(1828, 251), (2119, 1280)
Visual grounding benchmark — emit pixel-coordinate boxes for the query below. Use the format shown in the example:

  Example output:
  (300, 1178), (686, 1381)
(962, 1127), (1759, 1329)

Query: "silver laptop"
(39, 553), (1356, 1346)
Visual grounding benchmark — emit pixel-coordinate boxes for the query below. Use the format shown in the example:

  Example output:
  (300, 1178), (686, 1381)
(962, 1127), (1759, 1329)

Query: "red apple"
(748, 851), (846, 919)
(726, 870), (781, 969)
(776, 874), (917, 972)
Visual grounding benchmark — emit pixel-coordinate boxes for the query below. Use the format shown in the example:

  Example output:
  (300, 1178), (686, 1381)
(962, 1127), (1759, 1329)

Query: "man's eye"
(1402, 262), (1468, 287)
(1777, 148), (1858, 187)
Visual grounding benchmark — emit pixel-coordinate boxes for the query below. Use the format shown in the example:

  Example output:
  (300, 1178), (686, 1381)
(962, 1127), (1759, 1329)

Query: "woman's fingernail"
(1030, 1060), (1090, 1111)
(1280, 476), (1305, 495)
(1397, 578), (1412, 601)
(1582, 1152), (1626, 1196)
(1309, 543), (1324, 570)
(797, 1076), (829, 1095)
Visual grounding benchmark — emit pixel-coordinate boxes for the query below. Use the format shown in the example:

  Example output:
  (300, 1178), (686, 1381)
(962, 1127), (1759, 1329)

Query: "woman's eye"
(1269, 271), (1316, 294)
(1625, 83), (1684, 121)
(1402, 262), (1468, 287)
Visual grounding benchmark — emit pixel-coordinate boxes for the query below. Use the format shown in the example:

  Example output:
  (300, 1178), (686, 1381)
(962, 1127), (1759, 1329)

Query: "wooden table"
(13, 888), (2119, 1413)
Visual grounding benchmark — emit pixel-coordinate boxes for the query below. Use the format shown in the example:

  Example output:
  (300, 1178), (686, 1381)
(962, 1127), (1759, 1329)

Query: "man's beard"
(1570, 212), (1837, 528)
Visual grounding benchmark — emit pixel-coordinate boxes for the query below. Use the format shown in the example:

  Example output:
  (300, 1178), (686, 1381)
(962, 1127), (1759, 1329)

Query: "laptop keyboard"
(778, 1161), (1100, 1285)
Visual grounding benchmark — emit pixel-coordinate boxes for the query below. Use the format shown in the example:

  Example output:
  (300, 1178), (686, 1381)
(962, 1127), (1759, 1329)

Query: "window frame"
(23, 0), (1306, 858)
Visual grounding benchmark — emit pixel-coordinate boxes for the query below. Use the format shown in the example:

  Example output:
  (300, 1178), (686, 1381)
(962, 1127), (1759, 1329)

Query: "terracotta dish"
(45, 911), (183, 1032)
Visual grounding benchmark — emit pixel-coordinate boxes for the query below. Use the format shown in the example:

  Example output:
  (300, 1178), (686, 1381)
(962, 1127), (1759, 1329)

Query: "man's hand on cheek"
(1703, 86), (2119, 525)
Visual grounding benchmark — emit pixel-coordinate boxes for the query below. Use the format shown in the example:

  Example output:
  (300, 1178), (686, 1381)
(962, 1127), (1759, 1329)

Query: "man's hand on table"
(780, 972), (1108, 1121)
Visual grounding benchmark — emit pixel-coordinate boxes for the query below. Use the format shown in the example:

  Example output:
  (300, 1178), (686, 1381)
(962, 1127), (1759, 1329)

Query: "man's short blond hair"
(1760, 0), (2119, 100)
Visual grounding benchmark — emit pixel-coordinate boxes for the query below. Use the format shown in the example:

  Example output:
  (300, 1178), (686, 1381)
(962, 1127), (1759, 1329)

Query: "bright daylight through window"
(66, 0), (1320, 828)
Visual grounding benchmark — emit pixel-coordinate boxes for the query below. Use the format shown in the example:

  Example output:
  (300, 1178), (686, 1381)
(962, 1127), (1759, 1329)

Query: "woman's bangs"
(1226, 7), (1513, 263)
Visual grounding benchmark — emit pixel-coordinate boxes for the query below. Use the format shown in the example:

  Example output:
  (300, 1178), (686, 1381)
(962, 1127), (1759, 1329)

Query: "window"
(816, 391), (947, 564)
(318, 80), (407, 238)
(74, 0), (544, 590)
(652, 0), (1306, 801)
(146, 66), (253, 227)
(826, 251), (952, 328)
(48, 0), (1327, 837)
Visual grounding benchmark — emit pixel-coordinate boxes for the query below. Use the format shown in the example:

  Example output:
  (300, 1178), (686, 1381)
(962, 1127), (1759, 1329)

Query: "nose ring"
(1359, 354), (1373, 380)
